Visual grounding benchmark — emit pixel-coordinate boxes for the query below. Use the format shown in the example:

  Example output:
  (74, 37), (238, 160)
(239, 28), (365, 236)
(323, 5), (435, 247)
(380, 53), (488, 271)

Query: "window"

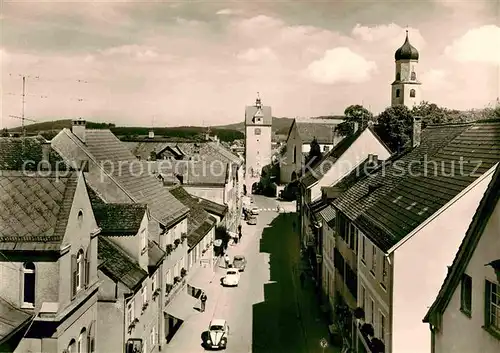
(68, 339), (76, 353)
(411, 71), (416, 80)
(255, 128), (261, 135)
(72, 249), (85, 297)
(379, 312), (386, 342)
(382, 256), (388, 286)
(460, 274), (472, 316)
(395, 89), (400, 98)
(485, 280), (500, 332)
(141, 229), (147, 251)
(370, 298), (375, 324)
(323, 145), (330, 152)
(141, 286), (147, 306)
(371, 245), (377, 275)
(151, 272), (157, 292)
(396, 72), (401, 81)
(150, 325), (157, 347)
(166, 270), (172, 284)
(361, 235), (366, 263)
(293, 146), (297, 163)
(22, 262), (35, 307)
(77, 210), (84, 226)
(360, 285), (366, 309)
(410, 89), (416, 98)
(78, 328), (86, 353)
(127, 300), (135, 325)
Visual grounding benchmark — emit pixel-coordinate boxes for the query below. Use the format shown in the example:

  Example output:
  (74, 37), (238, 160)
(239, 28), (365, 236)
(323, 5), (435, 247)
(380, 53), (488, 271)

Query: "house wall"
(280, 122), (302, 184)
(302, 143), (336, 154)
(434, 198), (500, 353)
(392, 167), (496, 353)
(322, 223), (336, 311)
(184, 186), (224, 206)
(309, 130), (391, 201)
(245, 124), (272, 177)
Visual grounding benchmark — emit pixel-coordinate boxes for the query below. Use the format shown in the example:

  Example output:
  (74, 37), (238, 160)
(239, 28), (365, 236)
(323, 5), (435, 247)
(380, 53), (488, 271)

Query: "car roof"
(210, 319), (226, 326)
(234, 255), (245, 259)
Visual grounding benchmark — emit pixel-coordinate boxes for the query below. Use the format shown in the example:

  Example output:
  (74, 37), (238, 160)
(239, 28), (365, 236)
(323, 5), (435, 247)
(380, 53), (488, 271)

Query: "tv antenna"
(9, 115), (38, 139)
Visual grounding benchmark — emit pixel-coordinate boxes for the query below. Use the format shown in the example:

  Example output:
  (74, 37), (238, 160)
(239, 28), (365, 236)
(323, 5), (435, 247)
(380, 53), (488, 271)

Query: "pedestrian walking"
(238, 224), (242, 233)
(238, 231), (242, 242)
(299, 272), (305, 288)
(200, 292), (207, 312)
(224, 254), (230, 268)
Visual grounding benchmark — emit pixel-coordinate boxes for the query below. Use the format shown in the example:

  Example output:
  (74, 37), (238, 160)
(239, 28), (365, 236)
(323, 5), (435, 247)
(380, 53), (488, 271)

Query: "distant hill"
(214, 117), (295, 133)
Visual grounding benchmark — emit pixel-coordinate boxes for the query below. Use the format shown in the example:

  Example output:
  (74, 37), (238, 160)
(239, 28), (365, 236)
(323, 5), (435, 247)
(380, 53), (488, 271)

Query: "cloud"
(420, 69), (448, 89)
(100, 45), (173, 62)
(236, 47), (278, 62)
(304, 47), (377, 84)
(445, 25), (500, 64)
(352, 23), (426, 50)
(216, 9), (241, 16)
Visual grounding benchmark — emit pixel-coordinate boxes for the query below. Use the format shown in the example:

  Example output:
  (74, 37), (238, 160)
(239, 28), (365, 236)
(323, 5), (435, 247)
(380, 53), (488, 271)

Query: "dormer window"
(22, 262), (35, 307)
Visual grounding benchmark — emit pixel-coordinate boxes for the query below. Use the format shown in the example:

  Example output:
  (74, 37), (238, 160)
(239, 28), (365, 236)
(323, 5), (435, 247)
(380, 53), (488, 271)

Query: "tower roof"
(395, 30), (419, 61)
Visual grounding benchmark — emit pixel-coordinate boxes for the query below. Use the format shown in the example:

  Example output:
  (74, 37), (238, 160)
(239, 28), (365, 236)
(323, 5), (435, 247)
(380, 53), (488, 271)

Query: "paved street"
(166, 195), (339, 353)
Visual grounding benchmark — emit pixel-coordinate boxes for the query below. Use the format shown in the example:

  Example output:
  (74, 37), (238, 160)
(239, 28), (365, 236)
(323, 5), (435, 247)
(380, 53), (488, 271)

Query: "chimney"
(148, 130), (154, 139)
(412, 116), (422, 148)
(41, 142), (51, 170)
(353, 121), (359, 133)
(367, 154), (378, 166)
(205, 133), (210, 141)
(72, 118), (86, 143)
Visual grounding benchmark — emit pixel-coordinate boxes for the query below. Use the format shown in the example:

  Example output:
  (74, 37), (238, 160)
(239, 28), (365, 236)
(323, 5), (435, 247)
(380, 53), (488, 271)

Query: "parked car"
(247, 215), (257, 225)
(252, 182), (263, 194)
(232, 255), (246, 272)
(205, 319), (229, 350)
(251, 207), (260, 215)
(223, 269), (240, 287)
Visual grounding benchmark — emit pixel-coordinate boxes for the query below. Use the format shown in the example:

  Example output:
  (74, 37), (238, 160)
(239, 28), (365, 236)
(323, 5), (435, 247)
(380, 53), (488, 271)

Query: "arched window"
(254, 128), (261, 135)
(291, 171), (297, 180)
(72, 249), (85, 297)
(68, 339), (76, 353)
(395, 89), (400, 98)
(23, 262), (35, 307)
(396, 72), (401, 81)
(77, 210), (83, 226)
(410, 89), (416, 98)
(78, 328), (86, 353)
(411, 71), (416, 80)
(293, 146), (297, 163)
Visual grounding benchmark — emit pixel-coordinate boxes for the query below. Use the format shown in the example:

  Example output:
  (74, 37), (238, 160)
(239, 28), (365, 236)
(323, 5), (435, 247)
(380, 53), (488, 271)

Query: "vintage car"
(205, 319), (229, 350)
(232, 255), (246, 272)
(251, 206), (260, 215)
(222, 269), (240, 287)
(247, 215), (257, 225)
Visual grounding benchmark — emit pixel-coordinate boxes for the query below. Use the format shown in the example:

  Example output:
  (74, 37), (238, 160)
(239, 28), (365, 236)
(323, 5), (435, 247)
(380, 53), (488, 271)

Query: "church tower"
(244, 93), (272, 178)
(391, 30), (421, 108)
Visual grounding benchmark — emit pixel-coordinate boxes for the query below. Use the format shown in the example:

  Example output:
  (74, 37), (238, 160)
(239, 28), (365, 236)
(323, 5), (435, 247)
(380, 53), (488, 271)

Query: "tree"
(374, 105), (414, 153)
(306, 137), (322, 166)
(336, 105), (375, 136)
(411, 101), (465, 127)
(1, 128), (9, 137)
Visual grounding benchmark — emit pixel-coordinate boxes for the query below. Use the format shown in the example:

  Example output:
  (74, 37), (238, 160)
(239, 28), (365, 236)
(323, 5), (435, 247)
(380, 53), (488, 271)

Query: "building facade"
(245, 94), (272, 179)
(391, 30), (422, 108)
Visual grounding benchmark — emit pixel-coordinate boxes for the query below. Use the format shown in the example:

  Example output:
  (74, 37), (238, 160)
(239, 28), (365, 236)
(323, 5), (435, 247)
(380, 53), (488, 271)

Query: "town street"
(166, 195), (339, 353)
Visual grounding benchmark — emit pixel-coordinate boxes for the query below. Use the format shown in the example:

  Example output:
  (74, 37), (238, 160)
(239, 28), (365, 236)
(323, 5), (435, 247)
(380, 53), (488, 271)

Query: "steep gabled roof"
(296, 121), (339, 144)
(0, 171), (79, 250)
(333, 121), (500, 252)
(98, 236), (148, 291)
(245, 106), (272, 126)
(195, 196), (228, 217)
(84, 129), (137, 162)
(0, 296), (34, 348)
(423, 162), (500, 326)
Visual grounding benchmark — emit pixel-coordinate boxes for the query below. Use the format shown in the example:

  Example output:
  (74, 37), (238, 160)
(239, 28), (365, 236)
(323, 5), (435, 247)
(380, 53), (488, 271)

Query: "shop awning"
(164, 289), (199, 321)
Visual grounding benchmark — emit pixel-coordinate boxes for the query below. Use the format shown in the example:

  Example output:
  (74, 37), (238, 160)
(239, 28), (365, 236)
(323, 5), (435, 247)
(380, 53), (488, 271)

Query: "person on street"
(238, 224), (242, 233)
(200, 292), (207, 312)
(300, 272), (305, 288)
(224, 254), (230, 268)
(238, 231), (242, 242)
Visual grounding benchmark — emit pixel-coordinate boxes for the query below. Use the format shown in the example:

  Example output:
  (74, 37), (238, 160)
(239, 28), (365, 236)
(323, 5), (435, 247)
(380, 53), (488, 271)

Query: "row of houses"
(296, 117), (500, 352)
(0, 120), (239, 353)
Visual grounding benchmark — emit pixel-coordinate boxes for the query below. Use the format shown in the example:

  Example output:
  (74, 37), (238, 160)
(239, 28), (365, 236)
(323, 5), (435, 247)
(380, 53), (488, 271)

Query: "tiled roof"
(206, 142), (241, 165)
(156, 159), (228, 186)
(194, 196), (228, 217)
(148, 240), (165, 273)
(0, 171), (78, 247)
(245, 106), (272, 126)
(169, 186), (216, 248)
(296, 121), (338, 144)
(52, 129), (190, 227)
(98, 236), (148, 291)
(0, 136), (69, 171)
(300, 129), (364, 188)
(318, 205), (336, 226)
(333, 121), (500, 252)
(0, 296), (33, 345)
(423, 162), (500, 325)
(84, 130), (137, 162)
(92, 203), (147, 235)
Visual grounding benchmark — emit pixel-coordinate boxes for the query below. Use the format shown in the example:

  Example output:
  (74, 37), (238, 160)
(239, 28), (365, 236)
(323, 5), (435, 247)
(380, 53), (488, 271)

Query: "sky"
(1, 0), (499, 129)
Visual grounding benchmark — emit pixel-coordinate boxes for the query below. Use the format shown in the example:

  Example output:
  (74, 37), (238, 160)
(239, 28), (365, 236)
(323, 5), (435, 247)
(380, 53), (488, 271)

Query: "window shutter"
(85, 249), (90, 288)
(71, 254), (77, 298)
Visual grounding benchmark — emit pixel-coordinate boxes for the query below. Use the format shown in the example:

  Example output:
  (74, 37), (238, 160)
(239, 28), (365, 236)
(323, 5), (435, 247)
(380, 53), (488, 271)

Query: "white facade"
(389, 165), (497, 353)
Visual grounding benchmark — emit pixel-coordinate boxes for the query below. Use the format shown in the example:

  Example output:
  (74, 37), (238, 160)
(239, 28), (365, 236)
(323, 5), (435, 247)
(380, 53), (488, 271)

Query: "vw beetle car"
(247, 215), (257, 225)
(222, 269), (240, 287)
(205, 319), (229, 350)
